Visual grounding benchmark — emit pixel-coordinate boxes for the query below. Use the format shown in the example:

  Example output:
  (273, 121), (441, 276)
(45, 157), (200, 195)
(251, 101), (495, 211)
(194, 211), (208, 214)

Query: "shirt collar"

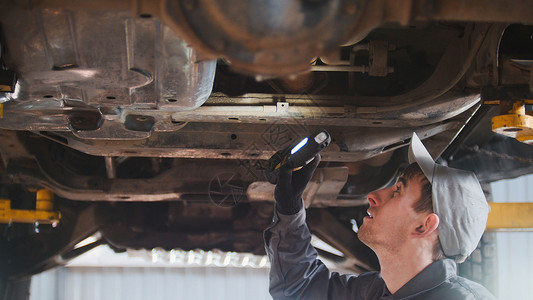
(392, 259), (456, 299)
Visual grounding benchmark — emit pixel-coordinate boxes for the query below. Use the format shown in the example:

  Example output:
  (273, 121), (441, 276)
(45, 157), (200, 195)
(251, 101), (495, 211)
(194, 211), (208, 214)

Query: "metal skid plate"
(0, 5), (216, 138)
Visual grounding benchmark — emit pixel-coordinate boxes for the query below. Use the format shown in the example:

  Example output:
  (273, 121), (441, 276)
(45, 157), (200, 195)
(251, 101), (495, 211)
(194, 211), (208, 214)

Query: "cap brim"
(408, 133), (437, 184)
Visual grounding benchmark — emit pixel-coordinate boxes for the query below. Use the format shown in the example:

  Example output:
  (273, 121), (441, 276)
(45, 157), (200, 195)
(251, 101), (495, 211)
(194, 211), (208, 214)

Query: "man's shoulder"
(430, 275), (497, 300)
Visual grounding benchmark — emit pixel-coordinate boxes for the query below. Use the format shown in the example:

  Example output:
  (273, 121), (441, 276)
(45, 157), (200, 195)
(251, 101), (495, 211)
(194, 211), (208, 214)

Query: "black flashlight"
(265, 130), (331, 184)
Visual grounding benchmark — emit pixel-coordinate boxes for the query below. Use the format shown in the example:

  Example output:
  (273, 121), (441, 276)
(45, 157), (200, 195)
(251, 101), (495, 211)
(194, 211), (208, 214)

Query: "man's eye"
(393, 185), (401, 195)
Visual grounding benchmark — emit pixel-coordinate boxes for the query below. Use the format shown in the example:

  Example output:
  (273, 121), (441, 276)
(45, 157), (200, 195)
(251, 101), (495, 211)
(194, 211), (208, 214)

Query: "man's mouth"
(366, 211), (373, 219)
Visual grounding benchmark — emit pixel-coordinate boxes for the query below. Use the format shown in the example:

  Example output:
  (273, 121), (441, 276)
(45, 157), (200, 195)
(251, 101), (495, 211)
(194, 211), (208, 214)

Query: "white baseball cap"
(408, 133), (490, 263)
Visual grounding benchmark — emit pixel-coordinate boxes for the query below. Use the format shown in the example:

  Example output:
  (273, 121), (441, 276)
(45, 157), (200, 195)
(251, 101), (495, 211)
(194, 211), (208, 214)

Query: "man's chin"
(357, 226), (371, 246)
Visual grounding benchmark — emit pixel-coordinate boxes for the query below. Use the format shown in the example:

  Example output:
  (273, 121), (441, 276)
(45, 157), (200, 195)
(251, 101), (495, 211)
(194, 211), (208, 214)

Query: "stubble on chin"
(358, 225), (372, 247)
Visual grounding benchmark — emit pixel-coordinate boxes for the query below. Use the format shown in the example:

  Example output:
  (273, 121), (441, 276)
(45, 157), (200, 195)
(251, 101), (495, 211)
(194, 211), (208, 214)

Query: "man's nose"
(367, 191), (379, 207)
(367, 185), (391, 206)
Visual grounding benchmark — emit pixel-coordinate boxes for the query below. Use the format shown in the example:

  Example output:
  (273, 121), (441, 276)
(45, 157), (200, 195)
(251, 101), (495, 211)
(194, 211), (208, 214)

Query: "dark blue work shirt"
(264, 208), (497, 299)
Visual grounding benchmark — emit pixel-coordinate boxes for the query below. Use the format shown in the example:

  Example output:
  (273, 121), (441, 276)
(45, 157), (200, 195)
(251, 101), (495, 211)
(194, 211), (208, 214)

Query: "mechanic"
(264, 133), (497, 299)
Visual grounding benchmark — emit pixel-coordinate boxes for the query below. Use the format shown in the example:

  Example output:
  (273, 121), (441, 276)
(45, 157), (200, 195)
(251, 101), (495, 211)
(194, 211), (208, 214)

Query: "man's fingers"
(299, 154), (321, 176)
(292, 154), (320, 189)
(274, 167), (294, 203)
(277, 167), (293, 187)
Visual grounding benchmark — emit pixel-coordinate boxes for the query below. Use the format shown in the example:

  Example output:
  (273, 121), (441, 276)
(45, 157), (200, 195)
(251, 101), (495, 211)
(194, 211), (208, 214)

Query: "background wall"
(491, 174), (533, 300)
(30, 266), (271, 300)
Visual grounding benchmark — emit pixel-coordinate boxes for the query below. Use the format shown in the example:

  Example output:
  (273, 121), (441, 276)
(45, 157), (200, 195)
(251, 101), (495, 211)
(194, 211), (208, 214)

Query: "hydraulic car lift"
(0, 189), (61, 225)
(491, 100), (533, 145)
(487, 202), (533, 231)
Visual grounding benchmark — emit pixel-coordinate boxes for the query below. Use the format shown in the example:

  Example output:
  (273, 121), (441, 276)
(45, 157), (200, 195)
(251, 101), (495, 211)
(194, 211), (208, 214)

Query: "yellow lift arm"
(491, 100), (533, 145)
(487, 202), (533, 231)
(0, 189), (61, 225)
(1, 189), (530, 232)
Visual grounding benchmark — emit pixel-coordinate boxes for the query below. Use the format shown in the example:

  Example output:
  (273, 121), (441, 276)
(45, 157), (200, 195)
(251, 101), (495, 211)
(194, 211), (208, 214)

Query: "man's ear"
(413, 213), (439, 237)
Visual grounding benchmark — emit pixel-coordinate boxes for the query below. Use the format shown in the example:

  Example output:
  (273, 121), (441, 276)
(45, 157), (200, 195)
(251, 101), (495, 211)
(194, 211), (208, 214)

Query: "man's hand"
(274, 154), (321, 215)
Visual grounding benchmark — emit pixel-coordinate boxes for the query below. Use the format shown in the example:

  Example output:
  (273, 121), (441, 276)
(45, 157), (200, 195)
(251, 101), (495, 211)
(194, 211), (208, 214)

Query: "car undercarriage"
(1, 0), (533, 282)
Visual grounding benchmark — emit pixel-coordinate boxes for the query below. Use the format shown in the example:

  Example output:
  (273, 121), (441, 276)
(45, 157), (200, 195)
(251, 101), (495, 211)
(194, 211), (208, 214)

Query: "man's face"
(358, 174), (428, 253)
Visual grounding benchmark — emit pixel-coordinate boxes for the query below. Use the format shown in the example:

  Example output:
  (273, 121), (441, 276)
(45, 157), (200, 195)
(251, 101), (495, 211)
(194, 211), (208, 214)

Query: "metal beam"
(486, 202), (533, 231)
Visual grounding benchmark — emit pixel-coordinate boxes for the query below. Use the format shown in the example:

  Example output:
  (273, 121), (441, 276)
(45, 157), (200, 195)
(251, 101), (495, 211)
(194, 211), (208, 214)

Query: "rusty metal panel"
(0, 5), (216, 139)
